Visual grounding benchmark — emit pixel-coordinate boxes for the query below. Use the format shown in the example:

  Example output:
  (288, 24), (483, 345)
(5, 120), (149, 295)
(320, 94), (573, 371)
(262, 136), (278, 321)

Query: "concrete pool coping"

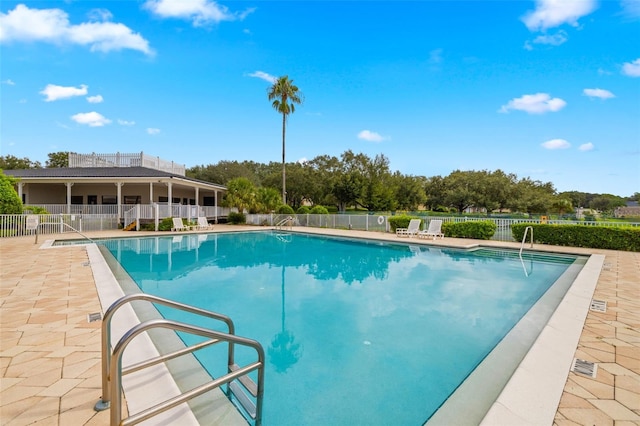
(1, 226), (638, 425)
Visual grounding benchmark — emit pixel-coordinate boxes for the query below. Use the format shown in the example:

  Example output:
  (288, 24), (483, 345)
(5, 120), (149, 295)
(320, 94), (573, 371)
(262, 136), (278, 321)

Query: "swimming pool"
(99, 231), (583, 425)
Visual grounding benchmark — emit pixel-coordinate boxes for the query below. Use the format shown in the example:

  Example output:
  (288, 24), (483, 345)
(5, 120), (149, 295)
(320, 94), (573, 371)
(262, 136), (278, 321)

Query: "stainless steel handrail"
(95, 294), (236, 412)
(274, 215), (293, 229)
(36, 221), (95, 244)
(109, 319), (265, 426)
(519, 225), (534, 256)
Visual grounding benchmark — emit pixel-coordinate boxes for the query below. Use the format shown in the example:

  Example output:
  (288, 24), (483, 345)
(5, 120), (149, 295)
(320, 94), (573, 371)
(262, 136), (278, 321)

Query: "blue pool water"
(101, 232), (577, 425)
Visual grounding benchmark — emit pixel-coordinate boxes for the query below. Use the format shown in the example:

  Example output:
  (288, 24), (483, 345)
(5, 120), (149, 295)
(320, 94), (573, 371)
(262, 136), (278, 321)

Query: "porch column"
(65, 182), (74, 214)
(195, 187), (199, 206)
(149, 182), (154, 204)
(115, 182), (123, 220)
(214, 190), (218, 224)
(167, 182), (173, 215)
(17, 182), (24, 203)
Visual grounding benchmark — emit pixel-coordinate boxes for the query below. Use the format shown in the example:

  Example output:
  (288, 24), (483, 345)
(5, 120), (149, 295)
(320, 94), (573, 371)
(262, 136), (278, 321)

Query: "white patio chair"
(396, 219), (421, 238)
(417, 219), (444, 240)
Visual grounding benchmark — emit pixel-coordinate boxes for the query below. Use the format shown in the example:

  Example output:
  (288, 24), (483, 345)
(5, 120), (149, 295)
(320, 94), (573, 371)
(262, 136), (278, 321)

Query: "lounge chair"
(195, 216), (214, 230)
(171, 217), (192, 231)
(417, 220), (444, 240)
(396, 219), (421, 238)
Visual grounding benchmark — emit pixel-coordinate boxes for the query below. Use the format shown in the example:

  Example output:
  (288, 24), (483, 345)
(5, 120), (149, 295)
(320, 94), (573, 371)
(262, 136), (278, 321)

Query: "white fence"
(68, 152), (186, 175)
(2, 212), (637, 240)
(246, 214), (639, 242)
(0, 214), (120, 238)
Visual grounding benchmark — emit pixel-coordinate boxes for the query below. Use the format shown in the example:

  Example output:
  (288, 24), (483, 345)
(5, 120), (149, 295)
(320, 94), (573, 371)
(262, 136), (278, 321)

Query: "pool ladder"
(95, 293), (265, 425)
(275, 215), (294, 230)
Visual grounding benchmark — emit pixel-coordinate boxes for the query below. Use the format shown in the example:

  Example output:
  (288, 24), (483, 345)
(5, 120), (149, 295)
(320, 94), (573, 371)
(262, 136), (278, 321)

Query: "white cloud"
(429, 48), (443, 64)
(579, 142), (595, 151)
(499, 93), (567, 114)
(118, 119), (135, 126)
(583, 88), (615, 99)
(541, 138), (571, 150)
(147, 128), (161, 135)
(2, 79), (15, 85)
(622, 58), (640, 77)
(532, 30), (568, 46)
(0, 4), (153, 55)
(621, 0), (640, 18)
(71, 111), (111, 127)
(522, 0), (597, 31)
(88, 9), (113, 22)
(358, 130), (386, 143)
(144, 0), (255, 26)
(248, 71), (276, 84)
(86, 95), (104, 103)
(40, 84), (88, 102)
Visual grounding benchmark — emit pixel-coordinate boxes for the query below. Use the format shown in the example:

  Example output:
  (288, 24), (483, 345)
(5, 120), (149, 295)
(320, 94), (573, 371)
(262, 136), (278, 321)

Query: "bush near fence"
(387, 215), (422, 232)
(512, 223), (640, 252)
(441, 220), (497, 240)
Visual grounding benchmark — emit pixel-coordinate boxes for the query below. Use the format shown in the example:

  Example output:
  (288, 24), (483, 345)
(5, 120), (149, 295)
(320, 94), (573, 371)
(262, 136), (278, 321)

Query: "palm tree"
(267, 76), (302, 204)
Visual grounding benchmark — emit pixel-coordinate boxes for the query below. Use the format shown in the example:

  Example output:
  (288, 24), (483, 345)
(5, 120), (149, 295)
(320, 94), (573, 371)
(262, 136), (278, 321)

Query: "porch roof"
(5, 167), (226, 192)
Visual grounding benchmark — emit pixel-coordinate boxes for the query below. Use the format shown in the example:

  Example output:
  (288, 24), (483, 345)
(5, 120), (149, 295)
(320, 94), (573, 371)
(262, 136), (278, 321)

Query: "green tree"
(589, 194), (626, 214)
(558, 191), (588, 209)
(551, 197), (573, 216)
(255, 187), (282, 213)
(392, 172), (427, 211)
(443, 170), (477, 213)
(0, 155), (41, 170)
(267, 75), (303, 204)
(0, 171), (23, 214)
(509, 178), (555, 214)
(424, 175), (447, 211)
(224, 177), (256, 213)
(46, 151), (70, 168)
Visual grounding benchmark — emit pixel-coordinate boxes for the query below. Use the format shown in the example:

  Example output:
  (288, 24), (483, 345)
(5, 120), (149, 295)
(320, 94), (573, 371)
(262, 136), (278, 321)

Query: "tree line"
(185, 151), (633, 215)
(1, 151), (635, 215)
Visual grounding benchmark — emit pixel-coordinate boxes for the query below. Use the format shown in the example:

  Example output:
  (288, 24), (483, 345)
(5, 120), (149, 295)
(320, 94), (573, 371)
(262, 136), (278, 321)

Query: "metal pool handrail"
(109, 318), (265, 426)
(519, 226), (534, 256)
(95, 294), (250, 418)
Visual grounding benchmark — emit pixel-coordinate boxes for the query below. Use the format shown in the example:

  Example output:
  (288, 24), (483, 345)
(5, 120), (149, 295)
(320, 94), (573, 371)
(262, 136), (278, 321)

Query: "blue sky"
(1, 0), (639, 197)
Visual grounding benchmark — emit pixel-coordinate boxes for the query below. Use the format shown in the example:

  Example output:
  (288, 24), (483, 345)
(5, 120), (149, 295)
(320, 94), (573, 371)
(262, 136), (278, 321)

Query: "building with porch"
(5, 152), (228, 226)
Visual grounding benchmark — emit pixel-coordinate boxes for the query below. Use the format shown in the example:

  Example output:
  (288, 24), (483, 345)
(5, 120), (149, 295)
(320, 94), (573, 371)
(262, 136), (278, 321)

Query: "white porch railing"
(25, 204), (119, 215)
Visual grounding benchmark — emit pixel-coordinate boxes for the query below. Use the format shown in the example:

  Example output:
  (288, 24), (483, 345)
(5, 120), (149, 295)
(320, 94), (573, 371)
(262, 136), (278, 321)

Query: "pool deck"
(1, 226), (638, 425)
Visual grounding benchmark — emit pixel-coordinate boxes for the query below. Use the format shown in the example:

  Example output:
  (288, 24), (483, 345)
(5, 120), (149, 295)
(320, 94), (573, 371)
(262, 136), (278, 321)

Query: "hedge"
(512, 223), (640, 252)
(441, 220), (496, 240)
(387, 215), (421, 232)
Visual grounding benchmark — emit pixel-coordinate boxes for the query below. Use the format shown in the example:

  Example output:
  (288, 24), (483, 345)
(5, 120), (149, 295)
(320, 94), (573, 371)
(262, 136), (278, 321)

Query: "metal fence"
(2, 212), (637, 240)
(246, 214), (639, 242)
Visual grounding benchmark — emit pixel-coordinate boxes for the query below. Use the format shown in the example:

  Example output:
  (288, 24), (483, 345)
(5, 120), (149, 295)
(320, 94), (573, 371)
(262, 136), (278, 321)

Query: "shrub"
(310, 205), (329, 214)
(23, 206), (48, 214)
(0, 171), (22, 214)
(228, 211), (246, 224)
(441, 220), (496, 240)
(158, 217), (173, 231)
(387, 215), (421, 232)
(325, 205), (339, 213)
(141, 222), (155, 231)
(296, 206), (311, 214)
(512, 223), (640, 252)
(276, 205), (295, 214)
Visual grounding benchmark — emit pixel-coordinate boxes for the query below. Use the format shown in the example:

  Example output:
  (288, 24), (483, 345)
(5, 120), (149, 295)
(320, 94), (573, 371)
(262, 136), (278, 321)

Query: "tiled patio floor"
(1, 226), (638, 425)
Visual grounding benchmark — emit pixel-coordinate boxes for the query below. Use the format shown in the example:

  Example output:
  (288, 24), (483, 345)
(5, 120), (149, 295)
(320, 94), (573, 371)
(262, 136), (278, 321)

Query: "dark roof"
(4, 167), (225, 188)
